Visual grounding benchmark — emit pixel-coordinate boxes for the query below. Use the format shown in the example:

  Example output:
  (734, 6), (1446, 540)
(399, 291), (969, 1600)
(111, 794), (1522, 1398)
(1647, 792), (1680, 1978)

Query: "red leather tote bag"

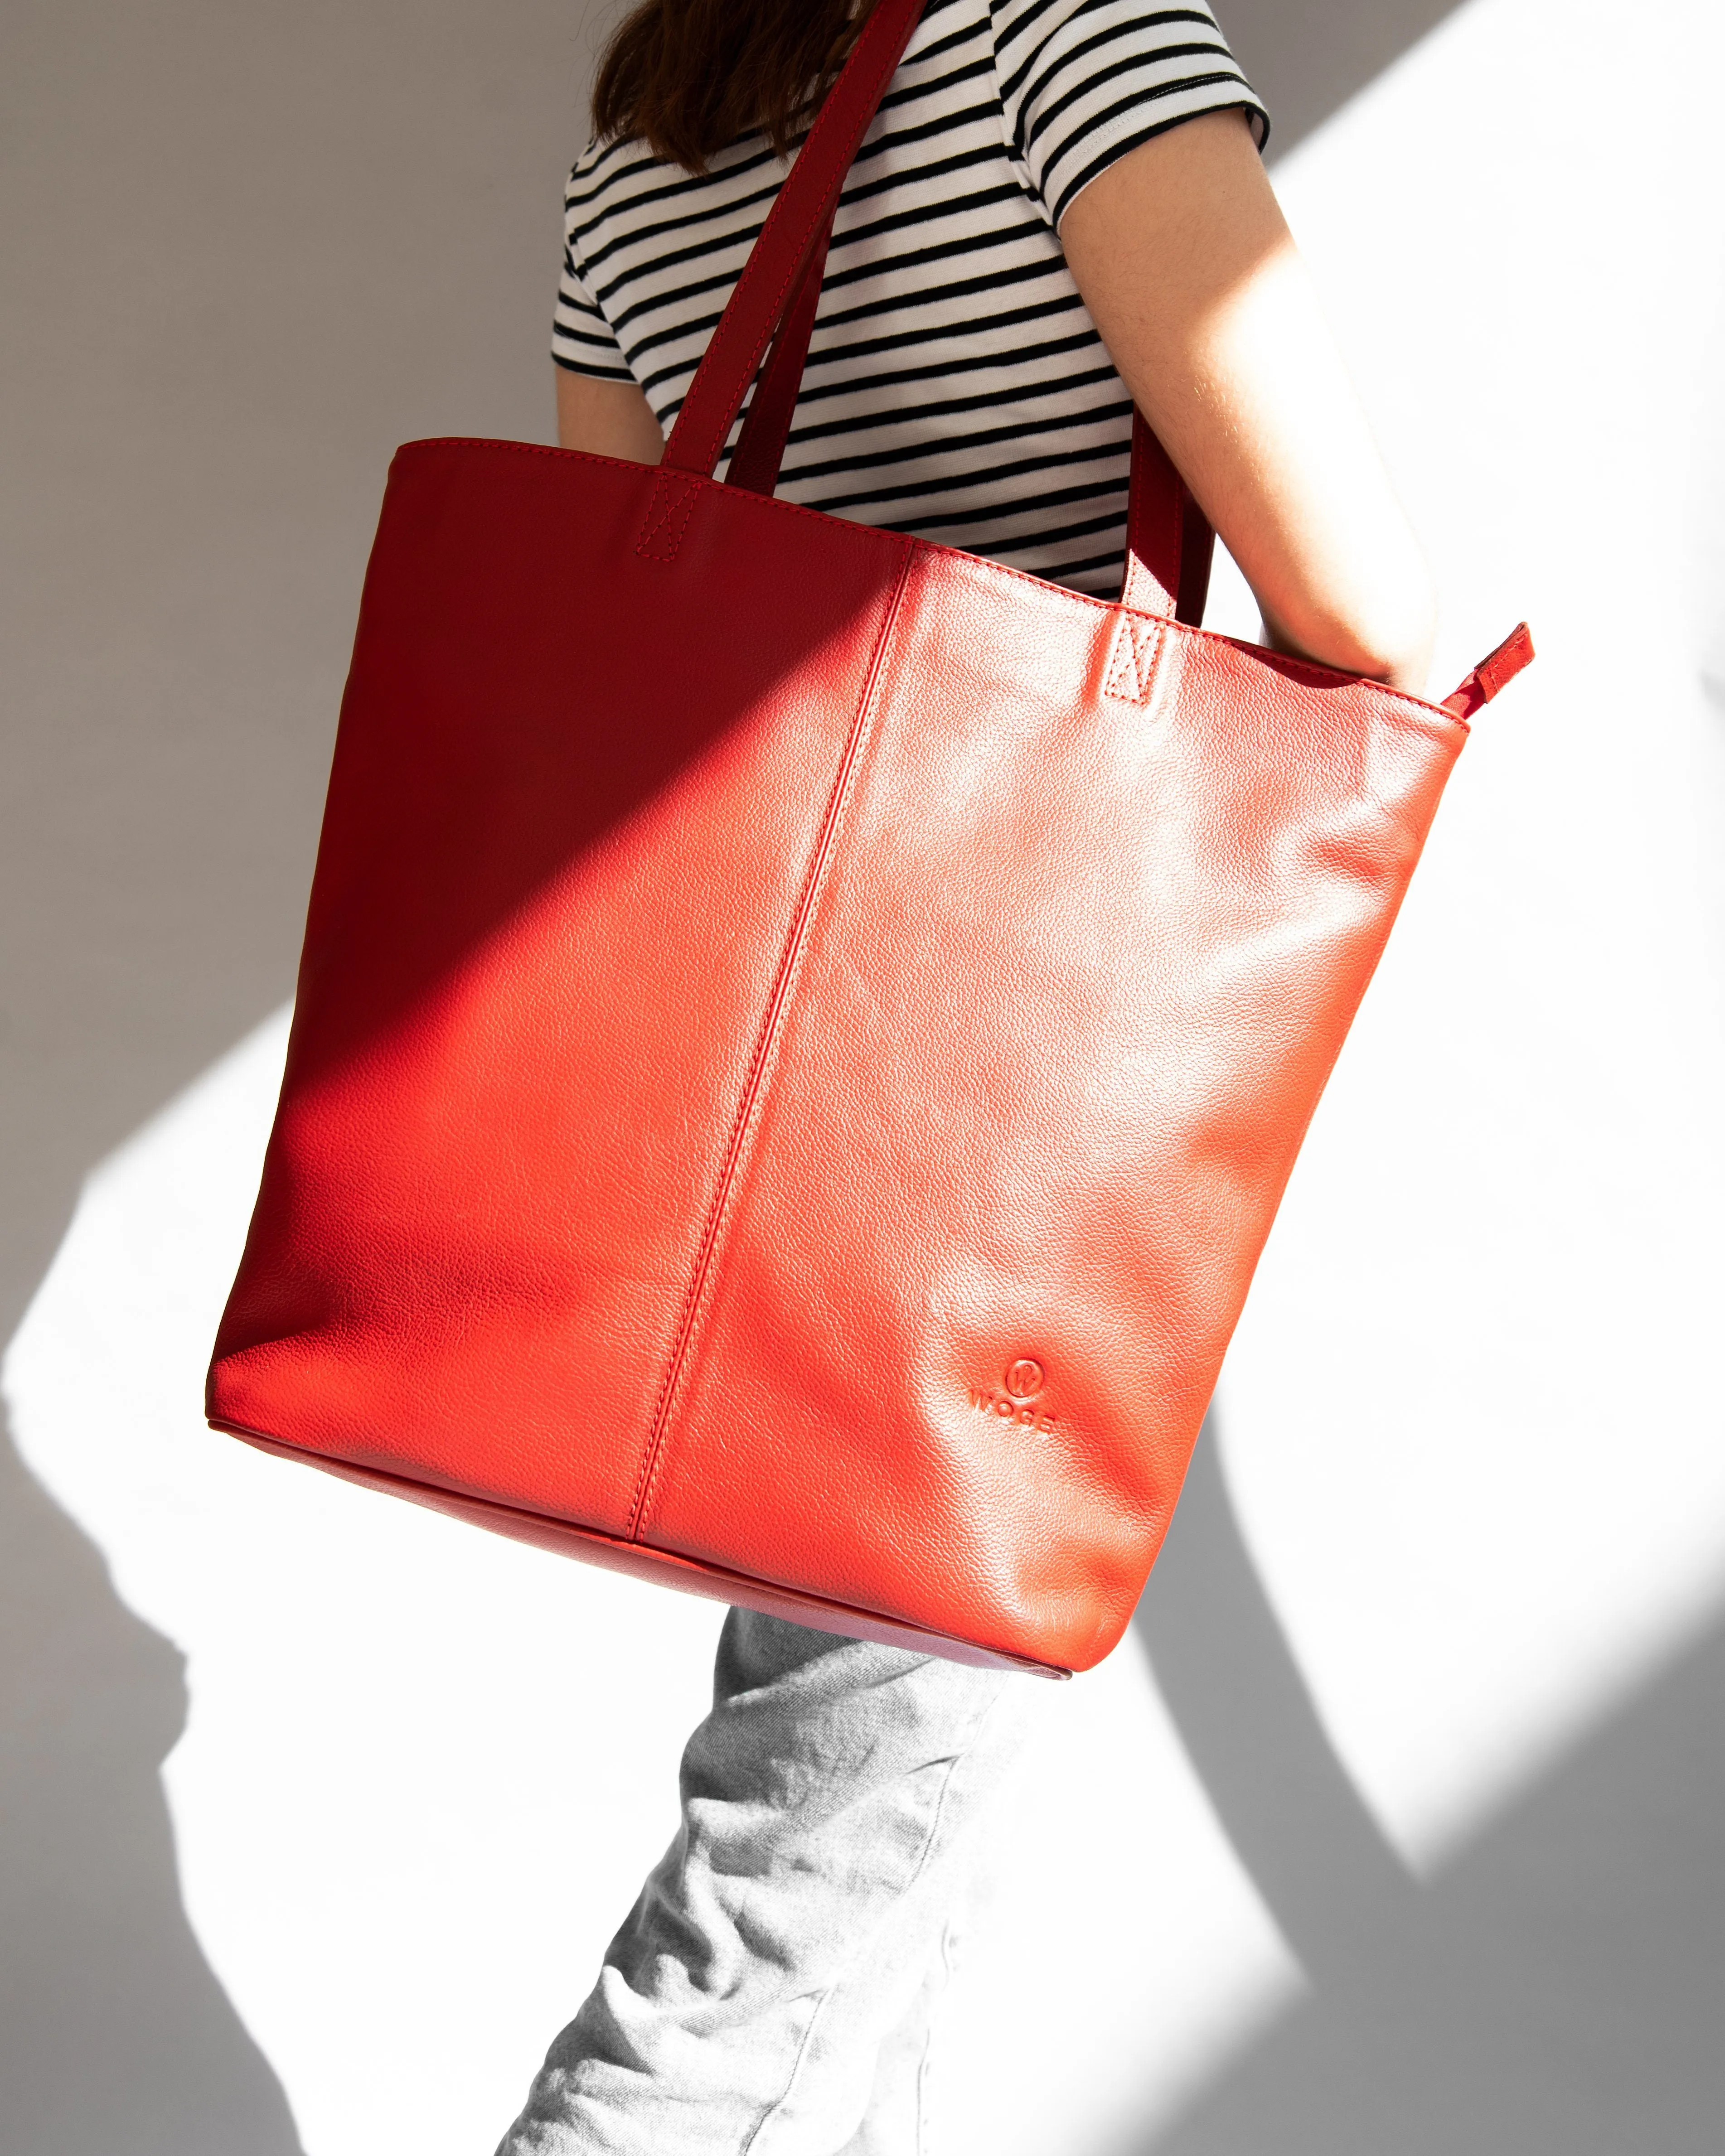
(207, 0), (1531, 1677)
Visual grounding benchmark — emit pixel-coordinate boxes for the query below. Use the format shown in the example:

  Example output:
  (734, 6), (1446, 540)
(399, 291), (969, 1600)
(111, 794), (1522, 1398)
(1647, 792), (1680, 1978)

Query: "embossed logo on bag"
(1004, 1359), (1044, 1400)
(969, 1360), (1057, 1433)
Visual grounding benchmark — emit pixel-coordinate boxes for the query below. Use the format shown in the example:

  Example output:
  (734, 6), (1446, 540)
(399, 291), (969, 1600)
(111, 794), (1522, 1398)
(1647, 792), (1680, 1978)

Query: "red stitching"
(1104, 613), (1160, 704)
(392, 439), (886, 557)
(634, 473), (676, 558)
(635, 469), (702, 563)
(626, 542), (916, 1542)
(390, 439), (1468, 735)
(212, 1416), (1066, 1672)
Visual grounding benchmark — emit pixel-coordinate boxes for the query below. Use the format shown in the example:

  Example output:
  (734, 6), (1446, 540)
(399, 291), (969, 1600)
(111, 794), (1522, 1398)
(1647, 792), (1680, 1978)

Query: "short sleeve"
(989, 0), (1270, 230)
(552, 172), (634, 381)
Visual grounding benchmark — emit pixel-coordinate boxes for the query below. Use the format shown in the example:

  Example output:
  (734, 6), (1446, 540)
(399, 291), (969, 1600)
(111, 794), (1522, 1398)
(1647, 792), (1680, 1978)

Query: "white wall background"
(3, 3), (1723, 2152)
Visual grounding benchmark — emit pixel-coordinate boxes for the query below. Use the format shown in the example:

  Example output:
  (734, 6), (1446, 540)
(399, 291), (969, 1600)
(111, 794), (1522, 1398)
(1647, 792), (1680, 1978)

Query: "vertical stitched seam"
(625, 545), (916, 1542)
(1105, 614), (1134, 701)
(1104, 616), (1128, 701)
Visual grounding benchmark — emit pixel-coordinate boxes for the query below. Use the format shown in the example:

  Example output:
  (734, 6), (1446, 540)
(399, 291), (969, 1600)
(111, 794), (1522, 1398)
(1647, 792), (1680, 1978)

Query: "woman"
(498, 3), (1434, 2151)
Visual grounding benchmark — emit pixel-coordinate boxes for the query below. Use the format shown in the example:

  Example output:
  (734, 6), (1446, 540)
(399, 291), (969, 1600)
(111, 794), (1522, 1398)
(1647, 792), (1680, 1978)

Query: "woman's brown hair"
(592, 0), (882, 174)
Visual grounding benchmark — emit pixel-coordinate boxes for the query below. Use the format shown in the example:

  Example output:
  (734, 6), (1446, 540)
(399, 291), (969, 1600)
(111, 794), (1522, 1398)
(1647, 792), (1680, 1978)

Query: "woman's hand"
(555, 369), (665, 464)
(1060, 110), (1436, 696)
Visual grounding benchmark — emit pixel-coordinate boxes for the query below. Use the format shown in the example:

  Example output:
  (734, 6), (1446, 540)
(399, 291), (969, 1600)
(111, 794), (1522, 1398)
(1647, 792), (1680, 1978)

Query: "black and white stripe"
(554, 0), (1265, 597)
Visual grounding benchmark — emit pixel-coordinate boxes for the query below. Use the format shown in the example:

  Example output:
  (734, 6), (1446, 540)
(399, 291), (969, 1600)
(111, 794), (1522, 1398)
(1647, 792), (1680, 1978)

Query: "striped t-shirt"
(553, 0), (1267, 597)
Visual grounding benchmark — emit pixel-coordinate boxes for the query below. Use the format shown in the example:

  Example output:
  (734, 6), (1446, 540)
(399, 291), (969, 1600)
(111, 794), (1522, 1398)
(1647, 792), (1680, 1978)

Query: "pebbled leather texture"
(205, 0), (1530, 1677)
(1443, 619), (1534, 719)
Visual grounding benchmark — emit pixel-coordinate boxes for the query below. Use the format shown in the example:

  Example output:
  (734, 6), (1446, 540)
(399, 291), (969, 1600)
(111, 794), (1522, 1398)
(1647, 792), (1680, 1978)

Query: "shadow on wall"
(0, 1441), (303, 2156)
(0, 0), (1464, 2146)
(1216, 0), (1468, 157)
(1132, 1421), (1725, 2156)
(0, 0), (603, 2145)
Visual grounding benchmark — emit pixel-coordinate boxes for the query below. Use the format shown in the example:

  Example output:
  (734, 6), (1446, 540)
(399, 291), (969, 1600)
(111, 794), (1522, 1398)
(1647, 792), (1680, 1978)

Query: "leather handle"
(725, 211), (835, 497)
(1122, 412), (1213, 625)
(732, 256), (1213, 627)
(664, 0), (1211, 624)
(662, 0), (926, 483)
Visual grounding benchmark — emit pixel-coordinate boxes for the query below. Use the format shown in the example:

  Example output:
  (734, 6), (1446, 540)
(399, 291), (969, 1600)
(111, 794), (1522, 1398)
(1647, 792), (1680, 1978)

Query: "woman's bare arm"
(554, 112), (1431, 691)
(1060, 110), (1435, 693)
(556, 368), (664, 463)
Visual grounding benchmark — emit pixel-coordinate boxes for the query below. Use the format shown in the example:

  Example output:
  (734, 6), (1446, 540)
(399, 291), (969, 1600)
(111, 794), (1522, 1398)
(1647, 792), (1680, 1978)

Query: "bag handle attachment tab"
(1442, 621), (1535, 719)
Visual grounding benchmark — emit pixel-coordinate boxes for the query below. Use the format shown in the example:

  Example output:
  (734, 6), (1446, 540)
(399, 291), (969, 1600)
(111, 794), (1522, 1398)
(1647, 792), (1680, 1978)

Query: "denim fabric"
(494, 1609), (1042, 2156)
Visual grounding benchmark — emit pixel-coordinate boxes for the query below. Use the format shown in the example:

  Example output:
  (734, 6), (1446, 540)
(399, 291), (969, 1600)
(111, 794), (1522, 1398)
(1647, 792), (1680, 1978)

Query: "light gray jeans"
(494, 1608), (1044, 2156)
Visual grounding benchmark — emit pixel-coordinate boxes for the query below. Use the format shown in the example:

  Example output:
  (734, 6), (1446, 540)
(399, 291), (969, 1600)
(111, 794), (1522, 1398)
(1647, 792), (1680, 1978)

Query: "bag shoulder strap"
(661, 0), (924, 485)
(658, 0), (1209, 622)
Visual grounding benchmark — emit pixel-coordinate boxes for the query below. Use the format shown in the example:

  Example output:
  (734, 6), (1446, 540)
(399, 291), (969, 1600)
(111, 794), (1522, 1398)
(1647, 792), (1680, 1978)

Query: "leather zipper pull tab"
(1443, 620), (1535, 719)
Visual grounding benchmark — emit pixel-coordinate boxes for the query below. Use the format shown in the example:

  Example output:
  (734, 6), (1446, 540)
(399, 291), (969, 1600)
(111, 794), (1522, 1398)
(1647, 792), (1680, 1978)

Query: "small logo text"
(970, 1359), (1057, 1434)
